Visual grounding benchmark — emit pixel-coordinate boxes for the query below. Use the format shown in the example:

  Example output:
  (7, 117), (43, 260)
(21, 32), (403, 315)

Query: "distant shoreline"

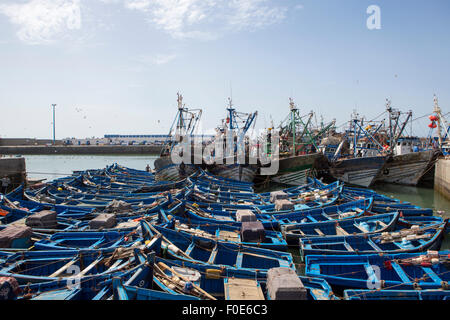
(0, 145), (163, 155)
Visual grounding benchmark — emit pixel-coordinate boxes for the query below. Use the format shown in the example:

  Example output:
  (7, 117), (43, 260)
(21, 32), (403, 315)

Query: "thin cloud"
(134, 53), (178, 66)
(124, 0), (288, 40)
(0, 0), (82, 45)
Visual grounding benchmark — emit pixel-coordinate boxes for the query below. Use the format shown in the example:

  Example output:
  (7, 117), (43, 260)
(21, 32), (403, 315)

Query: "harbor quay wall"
(435, 158), (450, 200)
(0, 145), (163, 155)
(0, 157), (26, 192)
(0, 138), (63, 146)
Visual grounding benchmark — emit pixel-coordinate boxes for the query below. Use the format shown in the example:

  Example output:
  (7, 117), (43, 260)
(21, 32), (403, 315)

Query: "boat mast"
(176, 92), (184, 141)
(386, 99), (393, 149)
(289, 98), (297, 157)
(434, 95), (444, 147)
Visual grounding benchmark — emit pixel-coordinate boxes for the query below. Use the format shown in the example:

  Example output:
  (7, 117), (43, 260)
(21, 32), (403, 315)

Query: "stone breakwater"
(0, 145), (163, 155)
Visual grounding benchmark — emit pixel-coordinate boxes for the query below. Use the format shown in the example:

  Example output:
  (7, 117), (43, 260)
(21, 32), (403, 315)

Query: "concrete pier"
(0, 157), (26, 192)
(435, 157), (450, 200)
(0, 145), (163, 155)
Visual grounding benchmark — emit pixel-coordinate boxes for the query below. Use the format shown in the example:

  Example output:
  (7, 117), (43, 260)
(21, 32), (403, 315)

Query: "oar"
(157, 261), (217, 300)
(144, 221), (193, 260)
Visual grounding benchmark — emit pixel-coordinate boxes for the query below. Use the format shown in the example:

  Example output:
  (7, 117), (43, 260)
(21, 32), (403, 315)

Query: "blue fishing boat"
(141, 220), (295, 271)
(0, 248), (151, 287)
(281, 212), (400, 244)
(299, 221), (447, 258)
(305, 250), (450, 290)
(344, 289), (450, 300)
(33, 230), (140, 251)
(113, 277), (200, 300)
(158, 212), (288, 251)
(153, 256), (338, 300)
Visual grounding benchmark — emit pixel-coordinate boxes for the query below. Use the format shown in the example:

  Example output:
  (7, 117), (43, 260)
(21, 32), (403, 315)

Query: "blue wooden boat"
(166, 200), (279, 229)
(281, 212), (400, 244)
(344, 289), (450, 300)
(33, 230), (140, 251)
(371, 202), (434, 216)
(398, 215), (450, 233)
(273, 198), (373, 225)
(170, 198), (373, 231)
(153, 256), (338, 300)
(1, 194), (95, 220)
(141, 220), (296, 271)
(189, 177), (328, 204)
(305, 250), (450, 290)
(113, 277), (200, 300)
(0, 248), (151, 287)
(158, 211), (288, 251)
(189, 182), (343, 212)
(22, 250), (156, 300)
(191, 170), (255, 192)
(299, 221), (447, 258)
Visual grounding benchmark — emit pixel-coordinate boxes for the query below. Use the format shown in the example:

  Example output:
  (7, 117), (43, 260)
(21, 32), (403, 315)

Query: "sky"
(0, 0), (449, 139)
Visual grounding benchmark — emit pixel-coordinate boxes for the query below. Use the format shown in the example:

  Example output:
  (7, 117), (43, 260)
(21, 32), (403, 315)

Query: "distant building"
(64, 134), (214, 146)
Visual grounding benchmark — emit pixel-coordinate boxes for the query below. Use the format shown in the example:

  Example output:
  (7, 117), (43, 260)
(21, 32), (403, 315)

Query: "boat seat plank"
(77, 257), (104, 277)
(49, 258), (77, 278)
(421, 267), (443, 285)
(377, 221), (388, 228)
(336, 226), (350, 236)
(224, 278), (265, 300)
(390, 262), (411, 283)
(354, 224), (369, 233)
(344, 243), (355, 252)
(314, 228), (325, 236)
(207, 246), (218, 264)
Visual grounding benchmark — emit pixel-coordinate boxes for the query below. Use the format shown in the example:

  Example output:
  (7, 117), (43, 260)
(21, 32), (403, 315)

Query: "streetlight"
(52, 104), (57, 145)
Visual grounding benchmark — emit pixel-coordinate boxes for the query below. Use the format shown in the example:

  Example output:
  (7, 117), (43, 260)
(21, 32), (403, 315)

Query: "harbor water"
(20, 154), (450, 252)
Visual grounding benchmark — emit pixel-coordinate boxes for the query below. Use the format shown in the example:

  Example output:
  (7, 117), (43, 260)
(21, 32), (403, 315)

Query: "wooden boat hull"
(260, 153), (324, 186)
(344, 289), (450, 300)
(375, 150), (435, 186)
(154, 156), (197, 182)
(305, 251), (450, 290)
(329, 156), (386, 188)
(299, 221), (447, 258)
(208, 163), (257, 183)
(281, 212), (399, 245)
(154, 256), (338, 300)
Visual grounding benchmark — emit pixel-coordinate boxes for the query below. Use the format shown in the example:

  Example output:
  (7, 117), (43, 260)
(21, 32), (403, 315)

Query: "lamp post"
(52, 104), (57, 145)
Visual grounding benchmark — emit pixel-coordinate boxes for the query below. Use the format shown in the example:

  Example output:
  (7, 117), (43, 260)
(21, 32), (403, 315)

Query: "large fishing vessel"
(257, 99), (333, 187)
(374, 100), (438, 186)
(154, 93), (202, 181)
(324, 112), (387, 188)
(206, 98), (258, 183)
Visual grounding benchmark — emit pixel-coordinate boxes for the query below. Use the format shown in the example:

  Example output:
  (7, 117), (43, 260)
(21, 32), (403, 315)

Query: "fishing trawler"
(154, 93), (202, 181)
(324, 112), (387, 188)
(205, 98), (258, 183)
(375, 99), (440, 186)
(257, 99), (332, 187)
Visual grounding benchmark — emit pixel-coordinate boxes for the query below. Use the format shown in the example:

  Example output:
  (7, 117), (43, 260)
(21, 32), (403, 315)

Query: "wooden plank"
(336, 226), (349, 236)
(354, 224), (369, 233)
(314, 228), (325, 236)
(49, 259), (77, 278)
(77, 257), (103, 277)
(377, 221), (387, 228)
(225, 278), (265, 300)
